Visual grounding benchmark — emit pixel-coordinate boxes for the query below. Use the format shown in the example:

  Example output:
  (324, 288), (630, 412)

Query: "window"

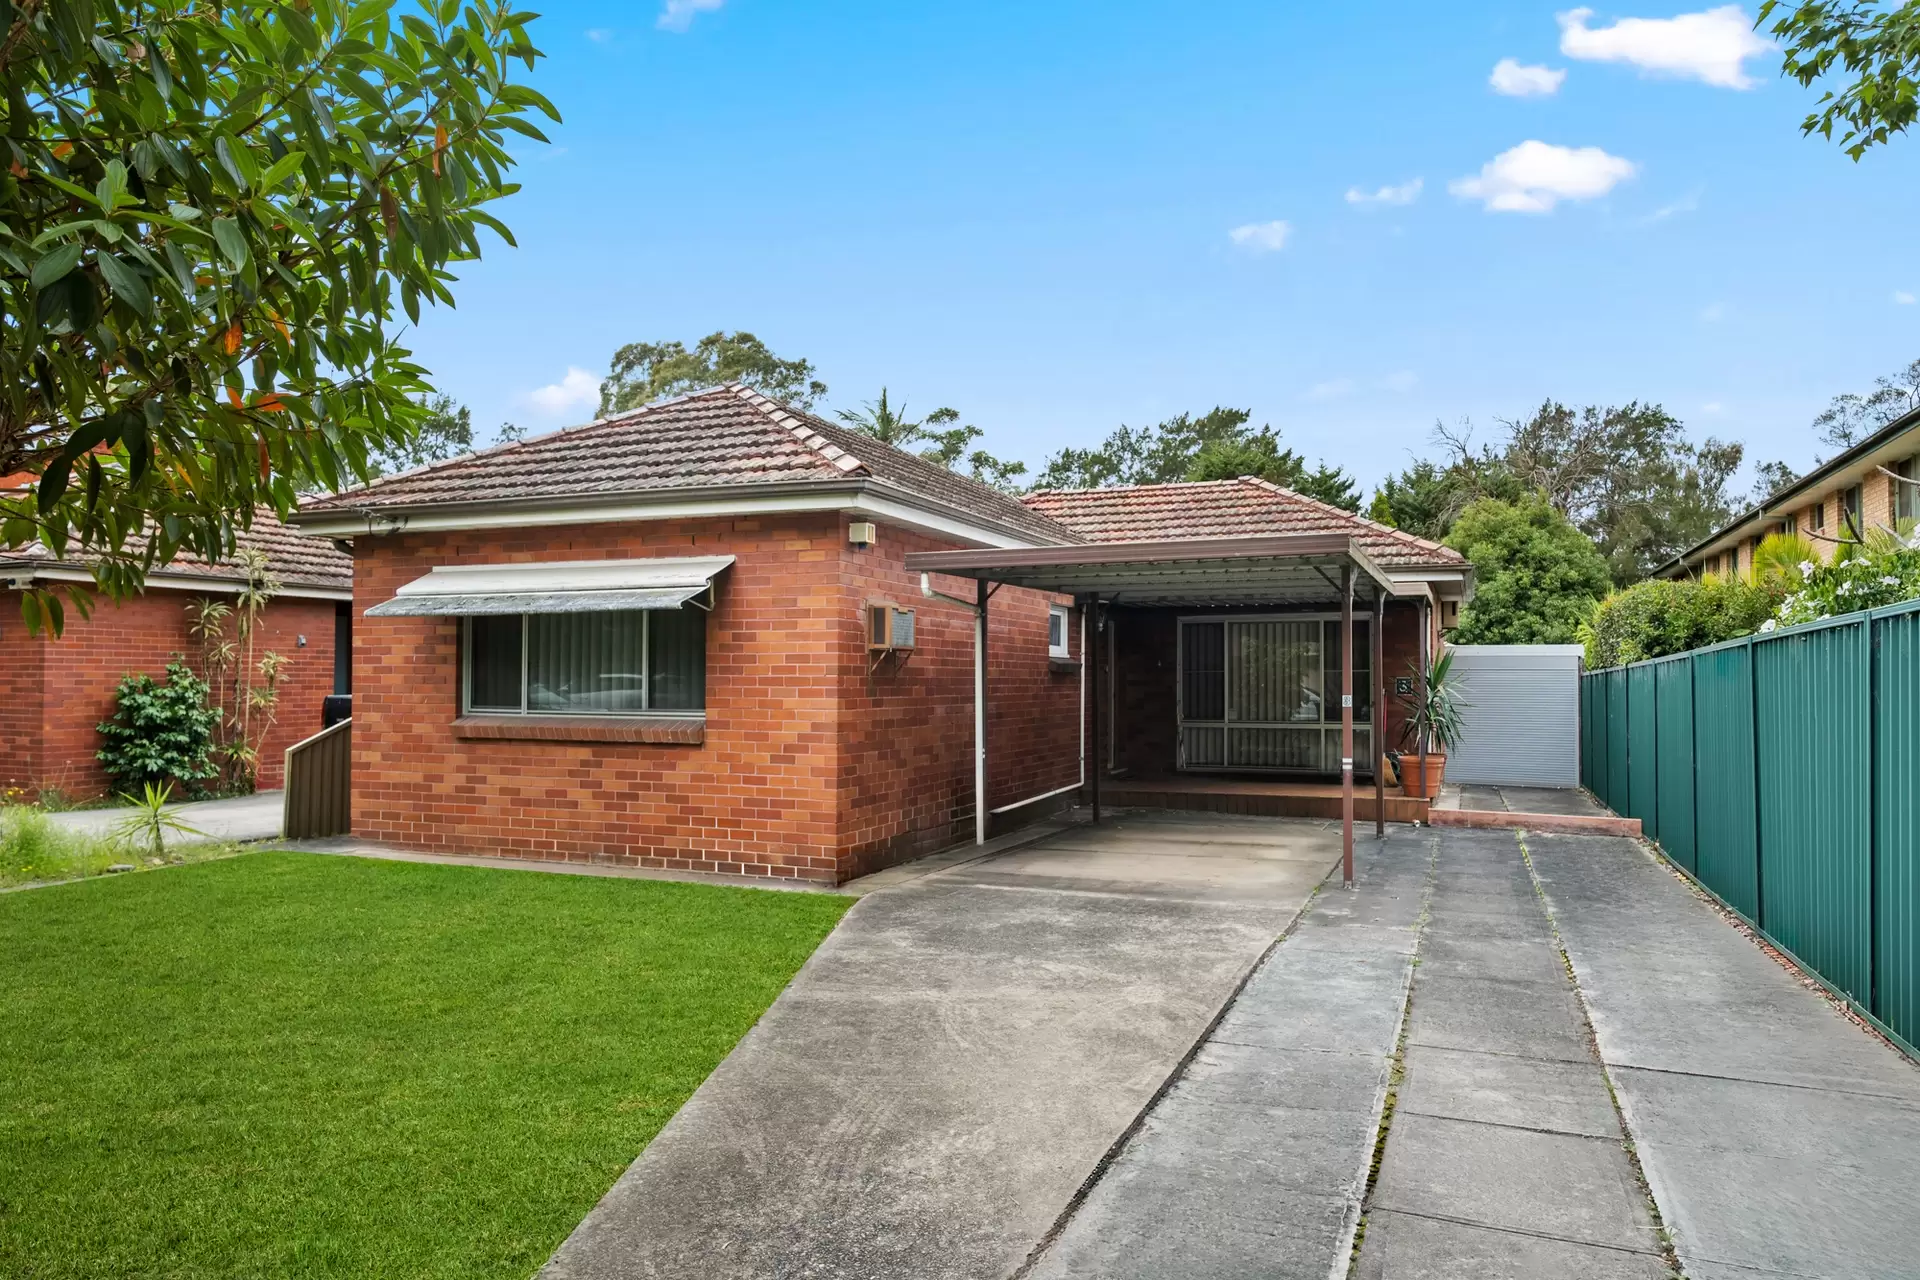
(1048, 604), (1071, 658)
(1897, 457), (1918, 525)
(1811, 501), (1826, 531)
(1177, 615), (1372, 773)
(1782, 514), (1797, 537)
(463, 608), (705, 716)
(1841, 484), (1863, 538)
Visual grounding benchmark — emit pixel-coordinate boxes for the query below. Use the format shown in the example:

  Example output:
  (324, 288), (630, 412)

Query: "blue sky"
(409, 1), (1920, 498)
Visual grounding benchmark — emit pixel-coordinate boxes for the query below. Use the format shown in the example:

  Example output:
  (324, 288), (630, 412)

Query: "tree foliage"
(1444, 497), (1612, 645)
(1035, 407), (1361, 509)
(372, 391), (469, 474)
(1808, 355), (1919, 452)
(1373, 405), (1742, 585)
(1764, 0), (1920, 158)
(598, 331), (826, 415)
(838, 389), (1028, 492)
(1, 0), (556, 634)
(1583, 576), (1784, 668)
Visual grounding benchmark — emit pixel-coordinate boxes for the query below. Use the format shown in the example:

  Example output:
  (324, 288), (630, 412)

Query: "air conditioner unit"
(868, 603), (916, 651)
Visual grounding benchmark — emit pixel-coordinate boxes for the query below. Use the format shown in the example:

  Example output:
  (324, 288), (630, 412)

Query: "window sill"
(452, 715), (705, 745)
(1049, 657), (1082, 674)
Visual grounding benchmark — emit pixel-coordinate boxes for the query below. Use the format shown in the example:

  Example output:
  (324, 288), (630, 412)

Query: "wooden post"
(1373, 590), (1386, 838)
(1341, 564), (1355, 887)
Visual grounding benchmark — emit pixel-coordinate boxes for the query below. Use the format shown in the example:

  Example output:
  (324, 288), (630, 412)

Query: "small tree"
(97, 661), (217, 794)
(188, 549), (287, 792)
(1446, 497), (1612, 644)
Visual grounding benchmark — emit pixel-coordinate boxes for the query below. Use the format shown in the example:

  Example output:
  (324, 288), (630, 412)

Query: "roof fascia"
(5, 565), (350, 600)
(292, 478), (1060, 550)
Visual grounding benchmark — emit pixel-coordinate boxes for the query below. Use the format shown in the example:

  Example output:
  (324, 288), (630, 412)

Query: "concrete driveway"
(541, 810), (1342, 1280)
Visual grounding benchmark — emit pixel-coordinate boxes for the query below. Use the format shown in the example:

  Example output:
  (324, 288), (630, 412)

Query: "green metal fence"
(1580, 598), (1920, 1055)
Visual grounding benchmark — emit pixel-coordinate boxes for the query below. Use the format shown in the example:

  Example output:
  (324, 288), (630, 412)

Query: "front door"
(1177, 616), (1372, 773)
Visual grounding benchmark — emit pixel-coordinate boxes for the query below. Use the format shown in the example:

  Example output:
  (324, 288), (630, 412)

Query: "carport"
(903, 534), (1401, 885)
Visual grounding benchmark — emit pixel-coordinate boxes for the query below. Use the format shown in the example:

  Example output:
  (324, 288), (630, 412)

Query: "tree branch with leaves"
(0, 0), (558, 633)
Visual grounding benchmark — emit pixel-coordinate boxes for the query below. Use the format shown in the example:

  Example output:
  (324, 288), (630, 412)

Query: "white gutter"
(4, 565), (351, 601)
(293, 480), (1059, 552)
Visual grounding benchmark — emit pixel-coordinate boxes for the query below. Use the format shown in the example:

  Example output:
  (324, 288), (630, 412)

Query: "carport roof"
(902, 534), (1398, 606)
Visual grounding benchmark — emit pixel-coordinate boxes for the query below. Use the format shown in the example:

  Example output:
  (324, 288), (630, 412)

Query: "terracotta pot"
(1398, 753), (1447, 799)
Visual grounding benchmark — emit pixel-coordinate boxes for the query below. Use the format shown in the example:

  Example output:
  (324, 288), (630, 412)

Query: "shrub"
(1582, 576), (1780, 669)
(1769, 542), (1920, 630)
(1446, 496), (1612, 644)
(96, 661), (219, 795)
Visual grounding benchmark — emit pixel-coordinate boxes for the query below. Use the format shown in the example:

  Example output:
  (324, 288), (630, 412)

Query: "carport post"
(975, 578), (989, 846)
(1087, 596), (1102, 825)
(1373, 591), (1385, 839)
(1341, 565), (1354, 887)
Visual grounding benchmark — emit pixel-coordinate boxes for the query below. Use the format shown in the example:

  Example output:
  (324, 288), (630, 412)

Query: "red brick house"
(292, 385), (1470, 884)
(0, 509), (352, 802)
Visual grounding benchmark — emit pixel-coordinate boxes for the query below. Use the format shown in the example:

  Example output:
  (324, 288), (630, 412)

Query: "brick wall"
(1098, 600), (1427, 777)
(837, 525), (1080, 876)
(0, 587), (339, 801)
(348, 514), (1080, 884)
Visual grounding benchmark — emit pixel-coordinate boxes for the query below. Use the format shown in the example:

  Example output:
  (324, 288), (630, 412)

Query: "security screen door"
(1178, 616), (1371, 773)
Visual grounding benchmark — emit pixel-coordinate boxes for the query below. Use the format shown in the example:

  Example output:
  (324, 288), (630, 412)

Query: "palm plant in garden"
(110, 781), (202, 862)
(1396, 649), (1467, 798)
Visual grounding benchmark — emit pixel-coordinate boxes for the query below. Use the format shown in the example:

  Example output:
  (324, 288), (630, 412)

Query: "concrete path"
(541, 811), (1342, 1280)
(1528, 831), (1920, 1280)
(44, 789), (283, 846)
(1026, 823), (1432, 1280)
(1360, 826), (1668, 1279)
(1446, 784), (1607, 817)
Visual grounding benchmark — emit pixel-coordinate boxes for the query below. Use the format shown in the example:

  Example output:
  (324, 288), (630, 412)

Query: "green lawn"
(0, 853), (851, 1279)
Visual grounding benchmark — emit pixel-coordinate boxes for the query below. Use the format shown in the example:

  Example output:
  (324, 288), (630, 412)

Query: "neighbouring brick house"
(0, 509), (352, 802)
(293, 384), (1472, 884)
(1664, 405), (1920, 580)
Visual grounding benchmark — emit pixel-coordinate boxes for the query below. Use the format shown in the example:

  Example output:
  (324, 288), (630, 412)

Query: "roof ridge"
(1025, 478), (1242, 498)
(1234, 475), (1454, 558)
(724, 383), (868, 476)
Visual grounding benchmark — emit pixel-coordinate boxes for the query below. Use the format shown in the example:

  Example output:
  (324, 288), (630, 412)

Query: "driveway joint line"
(1365, 1206), (1666, 1259)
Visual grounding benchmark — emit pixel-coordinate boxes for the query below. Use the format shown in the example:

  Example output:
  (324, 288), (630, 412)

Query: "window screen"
(1899, 457), (1919, 525)
(465, 610), (705, 715)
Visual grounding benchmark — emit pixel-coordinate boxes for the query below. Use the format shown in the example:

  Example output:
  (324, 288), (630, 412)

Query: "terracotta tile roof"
(299, 385), (1078, 544)
(0, 507), (351, 594)
(1021, 477), (1467, 568)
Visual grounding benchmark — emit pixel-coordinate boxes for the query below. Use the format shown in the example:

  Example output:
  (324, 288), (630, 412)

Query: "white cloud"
(1896, 291), (1917, 305)
(1346, 178), (1423, 207)
(1383, 370), (1420, 393)
(1490, 58), (1567, 96)
(1558, 6), (1772, 89)
(524, 367), (601, 417)
(1229, 220), (1292, 253)
(585, 27), (613, 43)
(1699, 301), (1727, 322)
(1304, 378), (1354, 401)
(1450, 140), (1637, 213)
(657, 0), (723, 33)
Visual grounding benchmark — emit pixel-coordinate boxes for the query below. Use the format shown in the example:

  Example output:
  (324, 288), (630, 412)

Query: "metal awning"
(365, 555), (734, 618)
(902, 534), (1400, 605)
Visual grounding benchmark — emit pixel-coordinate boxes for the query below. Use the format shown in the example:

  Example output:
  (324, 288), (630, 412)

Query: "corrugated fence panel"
(1605, 669), (1630, 816)
(1875, 606), (1920, 1048)
(1654, 658), (1696, 874)
(1755, 623), (1873, 1006)
(1627, 663), (1660, 836)
(1579, 675), (1594, 792)
(1691, 642), (1760, 922)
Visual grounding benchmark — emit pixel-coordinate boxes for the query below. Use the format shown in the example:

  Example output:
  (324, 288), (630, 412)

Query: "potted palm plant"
(1397, 649), (1466, 800)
